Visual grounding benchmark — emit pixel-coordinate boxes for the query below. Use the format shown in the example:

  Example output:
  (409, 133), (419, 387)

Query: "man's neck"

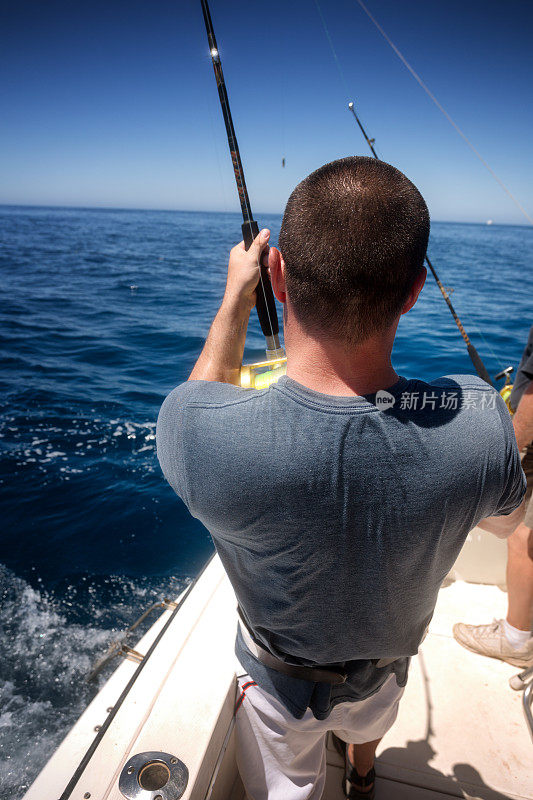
(284, 324), (399, 397)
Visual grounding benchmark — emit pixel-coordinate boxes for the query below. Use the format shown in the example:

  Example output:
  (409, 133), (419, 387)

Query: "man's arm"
(513, 380), (533, 453)
(476, 382), (532, 538)
(189, 229), (271, 385)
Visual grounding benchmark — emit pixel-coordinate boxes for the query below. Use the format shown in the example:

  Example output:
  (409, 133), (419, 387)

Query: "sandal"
(331, 733), (376, 800)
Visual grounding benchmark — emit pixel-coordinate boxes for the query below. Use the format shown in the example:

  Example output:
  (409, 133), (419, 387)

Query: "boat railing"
(86, 597), (182, 682)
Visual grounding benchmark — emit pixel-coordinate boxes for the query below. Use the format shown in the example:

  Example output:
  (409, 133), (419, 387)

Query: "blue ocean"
(0, 205), (531, 797)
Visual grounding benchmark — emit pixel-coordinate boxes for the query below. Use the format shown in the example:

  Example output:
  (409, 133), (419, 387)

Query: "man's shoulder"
(428, 374), (513, 444)
(407, 373), (501, 405)
(428, 373), (493, 392)
(156, 381), (265, 501)
(392, 374), (510, 433)
(161, 380), (262, 412)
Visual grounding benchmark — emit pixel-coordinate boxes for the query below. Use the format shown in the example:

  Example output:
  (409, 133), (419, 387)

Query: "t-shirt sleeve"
(156, 382), (201, 507)
(156, 379), (251, 508)
(521, 351), (533, 382)
(521, 326), (533, 379)
(510, 327), (533, 410)
(490, 391), (527, 517)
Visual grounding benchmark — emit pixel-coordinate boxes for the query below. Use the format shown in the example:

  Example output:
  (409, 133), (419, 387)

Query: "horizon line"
(0, 202), (529, 229)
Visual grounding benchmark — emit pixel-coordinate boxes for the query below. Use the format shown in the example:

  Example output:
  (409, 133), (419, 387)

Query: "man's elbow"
(477, 500), (526, 539)
(477, 520), (514, 539)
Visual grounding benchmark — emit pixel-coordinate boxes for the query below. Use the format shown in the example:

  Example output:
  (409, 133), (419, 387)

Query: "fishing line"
(427, 272), (507, 368)
(205, 90), (231, 215)
(451, 304), (507, 369)
(355, 0), (533, 226)
(467, 324), (506, 370)
(314, 0), (352, 103)
(280, 32), (287, 168)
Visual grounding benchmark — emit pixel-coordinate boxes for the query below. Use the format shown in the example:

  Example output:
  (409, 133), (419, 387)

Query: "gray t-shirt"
(157, 373), (525, 719)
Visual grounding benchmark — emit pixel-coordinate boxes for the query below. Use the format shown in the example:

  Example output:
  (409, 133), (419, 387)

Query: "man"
(157, 157), (525, 800)
(454, 326), (533, 667)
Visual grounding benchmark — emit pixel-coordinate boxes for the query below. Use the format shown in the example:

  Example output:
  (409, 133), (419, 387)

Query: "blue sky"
(1, 0), (532, 224)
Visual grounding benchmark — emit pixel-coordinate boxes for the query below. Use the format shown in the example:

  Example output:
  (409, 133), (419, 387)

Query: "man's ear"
(401, 267), (426, 315)
(268, 247), (286, 303)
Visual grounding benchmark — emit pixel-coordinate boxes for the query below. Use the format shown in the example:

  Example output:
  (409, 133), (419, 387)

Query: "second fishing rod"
(348, 101), (493, 386)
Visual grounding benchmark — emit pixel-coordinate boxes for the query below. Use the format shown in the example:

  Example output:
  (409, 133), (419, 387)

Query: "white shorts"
(234, 671), (405, 800)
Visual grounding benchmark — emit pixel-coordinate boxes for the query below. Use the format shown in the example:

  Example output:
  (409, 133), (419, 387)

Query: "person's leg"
(234, 676), (328, 800)
(333, 673), (406, 797)
(506, 522), (533, 632)
(453, 488), (533, 666)
(343, 739), (381, 795)
(347, 739), (381, 780)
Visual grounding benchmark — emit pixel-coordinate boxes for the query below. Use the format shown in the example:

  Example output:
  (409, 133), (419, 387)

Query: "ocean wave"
(0, 564), (189, 799)
(0, 414), (157, 472)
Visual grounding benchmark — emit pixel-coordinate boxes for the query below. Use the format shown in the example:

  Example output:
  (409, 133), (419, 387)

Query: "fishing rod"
(200, 0), (284, 368)
(348, 101), (378, 159)
(348, 101), (493, 386)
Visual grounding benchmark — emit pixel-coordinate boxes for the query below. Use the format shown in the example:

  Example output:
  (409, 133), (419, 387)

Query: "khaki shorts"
(521, 444), (533, 529)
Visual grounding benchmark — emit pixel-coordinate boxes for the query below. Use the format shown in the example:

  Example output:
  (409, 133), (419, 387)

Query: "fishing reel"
(240, 355), (287, 390)
(494, 366), (514, 413)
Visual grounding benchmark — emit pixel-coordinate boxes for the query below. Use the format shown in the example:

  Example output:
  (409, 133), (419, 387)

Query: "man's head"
(276, 156), (429, 344)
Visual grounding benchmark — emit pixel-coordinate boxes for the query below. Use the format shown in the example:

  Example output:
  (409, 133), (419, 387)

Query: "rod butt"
(467, 343), (493, 386)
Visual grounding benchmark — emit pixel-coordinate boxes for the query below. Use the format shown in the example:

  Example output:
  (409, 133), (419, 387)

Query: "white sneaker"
(453, 619), (533, 668)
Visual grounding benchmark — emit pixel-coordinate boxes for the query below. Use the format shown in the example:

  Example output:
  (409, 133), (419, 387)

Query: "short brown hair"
(278, 156), (429, 342)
